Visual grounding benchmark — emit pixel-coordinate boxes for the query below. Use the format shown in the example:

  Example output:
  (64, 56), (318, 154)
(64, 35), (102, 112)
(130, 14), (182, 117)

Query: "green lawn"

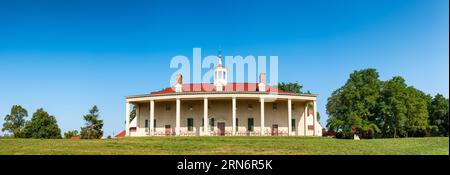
(0, 137), (448, 155)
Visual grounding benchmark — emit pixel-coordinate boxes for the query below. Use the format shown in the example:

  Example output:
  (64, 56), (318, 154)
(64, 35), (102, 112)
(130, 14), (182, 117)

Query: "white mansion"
(123, 53), (322, 137)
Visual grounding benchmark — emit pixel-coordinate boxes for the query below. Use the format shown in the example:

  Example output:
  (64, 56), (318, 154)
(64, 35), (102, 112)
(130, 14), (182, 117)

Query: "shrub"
(322, 130), (336, 137)
(23, 108), (62, 139)
(335, 131), (353, 139)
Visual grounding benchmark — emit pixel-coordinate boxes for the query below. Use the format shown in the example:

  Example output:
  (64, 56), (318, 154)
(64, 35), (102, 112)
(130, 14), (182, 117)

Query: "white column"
(260, 98), (265, 136)
(304, 102), (308, 136)
(136, 104), (140, 134)
(176, 98), (181, 136)
(150, 100), (155, 136)
(125, 102), (130, 136)
(313, 100), (317, 136)
(203, 98), (209, 136)
(232, 97), (237, 135)
(288, 99), (292, 136)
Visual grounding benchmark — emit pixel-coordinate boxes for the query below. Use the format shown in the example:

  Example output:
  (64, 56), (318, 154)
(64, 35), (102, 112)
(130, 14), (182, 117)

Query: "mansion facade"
(124, 53), (322, 137)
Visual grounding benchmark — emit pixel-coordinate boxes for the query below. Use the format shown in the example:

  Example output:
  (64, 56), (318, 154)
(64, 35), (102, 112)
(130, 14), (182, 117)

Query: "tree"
(378, 76), (408, 138)
(428, 94), (449, 136)
(378, 77), (430, 137)
(2, 105), (28, 138)
(64, 130), (79, 139)
(404, 87), (429, 137)
(23, 108), (62, 139)
(326, 68), (381, 136)
(327, 68), (438, 139)
(80, 105), (104, 139)
(277, 82), (304, 93)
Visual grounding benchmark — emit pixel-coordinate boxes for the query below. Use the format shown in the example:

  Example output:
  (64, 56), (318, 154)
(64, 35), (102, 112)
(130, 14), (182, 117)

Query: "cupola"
(213, 49), (228, 91)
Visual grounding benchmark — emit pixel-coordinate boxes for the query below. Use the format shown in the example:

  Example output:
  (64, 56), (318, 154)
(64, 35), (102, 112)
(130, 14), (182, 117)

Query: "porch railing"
(144, 129), (290, 136)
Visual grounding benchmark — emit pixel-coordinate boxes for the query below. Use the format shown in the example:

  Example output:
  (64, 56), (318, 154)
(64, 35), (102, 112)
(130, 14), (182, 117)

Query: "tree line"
(326, 68), (449, 138)
(2, 105), (104, 139)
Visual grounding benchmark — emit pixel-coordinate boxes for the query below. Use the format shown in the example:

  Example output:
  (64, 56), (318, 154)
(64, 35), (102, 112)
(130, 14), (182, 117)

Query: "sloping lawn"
(0, 137), (448, 155)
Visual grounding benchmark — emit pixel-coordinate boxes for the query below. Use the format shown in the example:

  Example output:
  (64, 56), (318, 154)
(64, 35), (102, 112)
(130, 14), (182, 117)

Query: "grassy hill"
(0, 137), (448, 155)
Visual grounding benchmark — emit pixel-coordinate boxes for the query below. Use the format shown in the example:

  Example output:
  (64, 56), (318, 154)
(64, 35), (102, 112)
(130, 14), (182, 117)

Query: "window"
(248, 118), (254, 131)
(145, 120), (149, 128)
(165, 104), (171, 111)
(272, 103), (277, 110)
(291, 119), (296, 131)
(247, 104), (253, 110)
(187, 118), (194, 131)
(209, 118), (215, 131)
(235, 118), (239, 132)
(153, 119), (156, 131)
(291, 104), (295, 111)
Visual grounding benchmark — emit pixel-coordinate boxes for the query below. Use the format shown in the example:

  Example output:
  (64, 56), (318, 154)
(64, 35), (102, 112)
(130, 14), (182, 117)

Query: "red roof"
(115, 130), (126, 137)
(151, 83), (288, 95)
(70, 136), (81, 140)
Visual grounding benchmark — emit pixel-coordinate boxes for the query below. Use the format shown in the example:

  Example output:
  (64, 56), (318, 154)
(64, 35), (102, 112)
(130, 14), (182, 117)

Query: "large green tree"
(378, 76), (408, 137)
(404, 87), (429, 137)
(80, 105), (104, 139)
(23, 108), (62, 139)
(327, 68), (440, 138)
(428, 94), (449, 136)
(2, 105), (28, 138)
(378, 77), (430, 137)
(326, 68), (381, 136)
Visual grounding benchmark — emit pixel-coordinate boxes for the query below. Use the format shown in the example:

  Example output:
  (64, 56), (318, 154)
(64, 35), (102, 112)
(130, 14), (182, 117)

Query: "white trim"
(176, 98), (180, 136)
(127, 93), (316, 103)
(232, 97), (237, 135)
(288, 99), (292, 136)
(125, 102), (130, 136)
(260, 98), (265, 136)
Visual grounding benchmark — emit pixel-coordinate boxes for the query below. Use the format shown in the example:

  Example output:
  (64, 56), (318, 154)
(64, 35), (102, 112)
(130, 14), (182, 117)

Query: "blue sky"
(0, 0), (448, 136)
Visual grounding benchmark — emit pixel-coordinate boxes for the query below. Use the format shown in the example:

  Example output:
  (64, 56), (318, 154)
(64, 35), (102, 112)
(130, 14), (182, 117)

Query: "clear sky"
(0, 0), (448, 136)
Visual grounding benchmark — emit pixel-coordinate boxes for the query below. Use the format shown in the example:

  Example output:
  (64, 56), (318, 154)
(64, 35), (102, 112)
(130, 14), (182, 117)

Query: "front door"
(165, 125), (171, 136)
(272, 124), (278, 136)
(217, 122), (225, 136)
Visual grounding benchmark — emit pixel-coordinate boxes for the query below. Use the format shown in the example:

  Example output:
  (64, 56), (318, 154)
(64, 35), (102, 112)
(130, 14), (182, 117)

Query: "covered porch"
(126, 93), (320, 137)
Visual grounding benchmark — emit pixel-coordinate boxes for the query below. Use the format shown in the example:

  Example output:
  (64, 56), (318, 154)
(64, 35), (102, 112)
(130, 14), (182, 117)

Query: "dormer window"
(216, 84), (223, 91)
(175, 85), (182, 93)
(258, 73), (266, 92)
(174, 73), (183, 93)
